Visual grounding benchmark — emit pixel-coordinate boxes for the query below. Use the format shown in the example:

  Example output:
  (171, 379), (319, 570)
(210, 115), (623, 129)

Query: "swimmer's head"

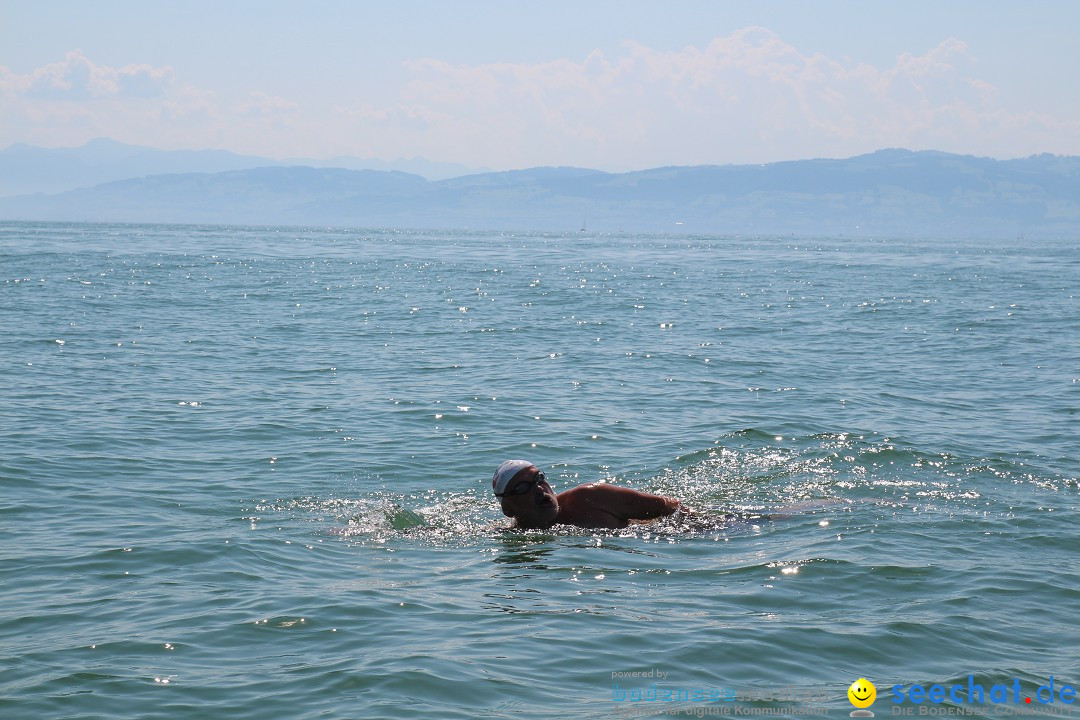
(492, 460), (532, 496)
(492, 460), (559, 529)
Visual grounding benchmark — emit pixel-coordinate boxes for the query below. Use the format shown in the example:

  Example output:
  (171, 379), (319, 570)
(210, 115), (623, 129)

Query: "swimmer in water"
(492, 459), (686, 530)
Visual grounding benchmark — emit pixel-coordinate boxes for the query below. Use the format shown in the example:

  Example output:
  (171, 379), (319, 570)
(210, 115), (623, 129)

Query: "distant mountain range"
(1, 141), (1077, 237)
(0, 138), (485, 195)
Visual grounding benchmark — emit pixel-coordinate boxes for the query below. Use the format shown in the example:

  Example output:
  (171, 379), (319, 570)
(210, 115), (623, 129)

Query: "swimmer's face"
(848, 679), (876, 708)
(499, 466), (559, 528)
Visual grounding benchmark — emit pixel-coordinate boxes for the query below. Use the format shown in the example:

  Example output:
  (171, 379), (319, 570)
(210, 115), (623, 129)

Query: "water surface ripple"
(1, 222), (1077, 719)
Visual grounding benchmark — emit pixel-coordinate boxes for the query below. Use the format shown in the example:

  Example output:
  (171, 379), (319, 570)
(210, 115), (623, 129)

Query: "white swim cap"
(492, 459), (533, 496)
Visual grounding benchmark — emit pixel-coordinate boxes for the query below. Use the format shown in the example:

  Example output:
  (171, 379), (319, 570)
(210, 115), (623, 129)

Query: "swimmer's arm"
(583, 485), (682, 521)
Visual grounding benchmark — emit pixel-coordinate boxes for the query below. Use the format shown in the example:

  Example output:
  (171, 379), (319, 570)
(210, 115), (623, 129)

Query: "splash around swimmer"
(492, 459), (686, 530)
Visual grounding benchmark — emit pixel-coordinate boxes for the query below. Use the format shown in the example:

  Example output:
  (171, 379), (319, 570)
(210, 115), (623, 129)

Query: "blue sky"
(2, 0), (1078, 170)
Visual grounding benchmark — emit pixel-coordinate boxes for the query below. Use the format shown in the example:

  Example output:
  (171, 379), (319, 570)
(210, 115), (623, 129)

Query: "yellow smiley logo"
(848, 678), (877, 708)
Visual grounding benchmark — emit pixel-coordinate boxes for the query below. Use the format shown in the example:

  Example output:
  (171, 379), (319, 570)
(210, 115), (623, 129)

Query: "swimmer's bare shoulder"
(556, 484), (682, 529)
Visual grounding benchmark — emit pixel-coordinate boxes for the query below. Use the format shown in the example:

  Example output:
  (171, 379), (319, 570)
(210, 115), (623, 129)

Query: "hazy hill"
(0, 138), (483, 196)
(2, 149), (1077, 238)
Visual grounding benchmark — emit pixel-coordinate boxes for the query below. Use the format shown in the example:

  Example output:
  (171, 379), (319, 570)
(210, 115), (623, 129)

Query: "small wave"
(652, 428), (1073, 517)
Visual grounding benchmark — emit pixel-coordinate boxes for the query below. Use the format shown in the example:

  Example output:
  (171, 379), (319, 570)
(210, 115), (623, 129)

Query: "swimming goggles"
(495, 471), (547, 497)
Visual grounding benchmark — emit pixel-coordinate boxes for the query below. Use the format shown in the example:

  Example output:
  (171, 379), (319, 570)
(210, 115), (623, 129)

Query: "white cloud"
(0, 54), (302, 154)
(0, 50), (173, 100)
(160, 84), (220, 120)
(339, 27), (1075, 167)
(236, 91), (298, 117)
(2, 34), (1077, 166)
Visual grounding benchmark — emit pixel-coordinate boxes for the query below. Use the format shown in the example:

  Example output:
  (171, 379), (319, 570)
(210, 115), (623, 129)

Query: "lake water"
(2, 222), (1078, 720)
